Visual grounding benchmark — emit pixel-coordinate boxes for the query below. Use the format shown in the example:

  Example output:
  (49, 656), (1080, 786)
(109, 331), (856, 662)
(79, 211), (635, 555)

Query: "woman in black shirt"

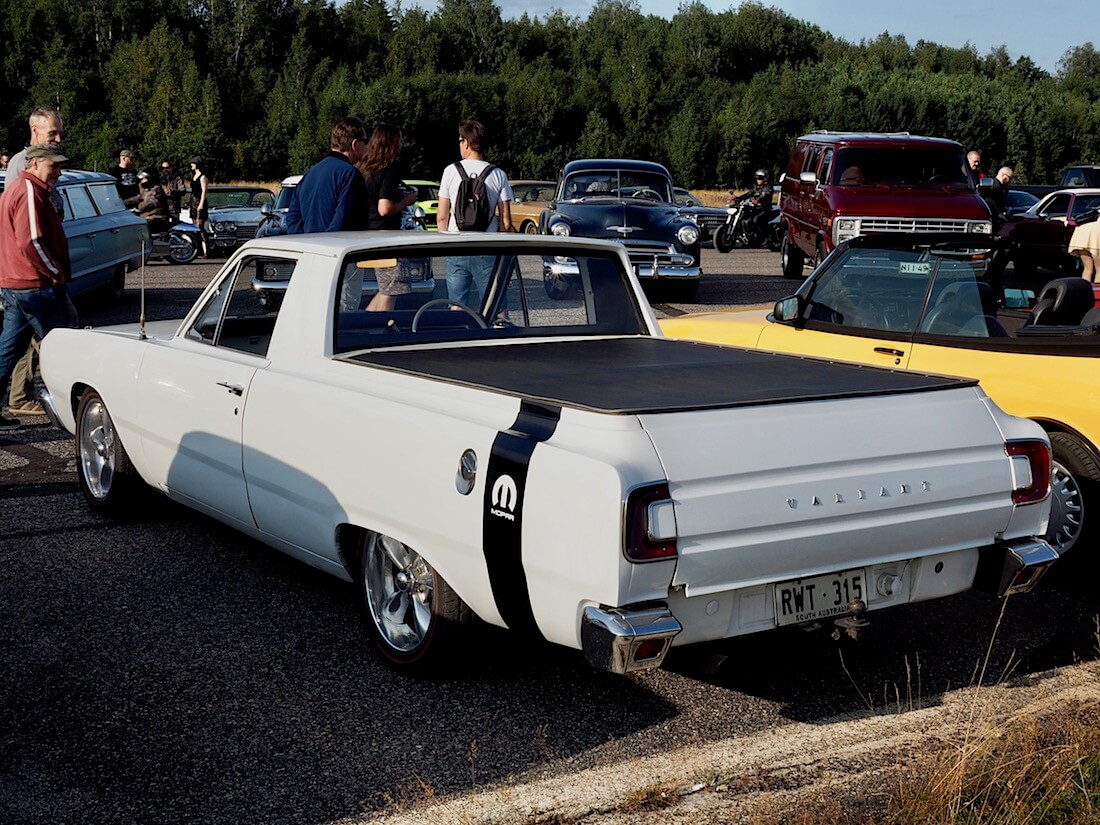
(358, 125), (418, 310)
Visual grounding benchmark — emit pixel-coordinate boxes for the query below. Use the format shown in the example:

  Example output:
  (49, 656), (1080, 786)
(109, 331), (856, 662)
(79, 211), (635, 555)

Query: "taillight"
(624, 482), (677, 562)
(1005, 440), (1051, 505)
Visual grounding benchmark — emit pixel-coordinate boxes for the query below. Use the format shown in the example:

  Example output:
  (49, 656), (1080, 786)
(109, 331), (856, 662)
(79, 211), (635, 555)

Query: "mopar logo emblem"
(490, 474), (518, 520)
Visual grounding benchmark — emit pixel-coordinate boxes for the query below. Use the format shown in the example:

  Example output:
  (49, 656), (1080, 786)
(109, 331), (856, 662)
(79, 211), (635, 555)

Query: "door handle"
(874, 347), (905, 358)
(112, 228), (121, 234)
(216, 382), (244, 396)
(86, 233), (96, 239)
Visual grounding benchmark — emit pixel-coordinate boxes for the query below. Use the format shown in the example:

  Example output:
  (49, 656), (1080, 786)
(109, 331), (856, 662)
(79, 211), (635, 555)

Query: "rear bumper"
(37, 387), (65, 430)
(581, 603), (682, 674)
(974, 536), (1059, 596)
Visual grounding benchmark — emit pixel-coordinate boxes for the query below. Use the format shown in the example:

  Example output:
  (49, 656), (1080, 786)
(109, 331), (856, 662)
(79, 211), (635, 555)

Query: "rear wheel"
(358, 531), (471, 675)
(168, 231), (199, 264)
(780, 232), (805, 279)
(522, 221), (539, 235)
(813, 242), (827, 270)
(76, 389), (141, 517)
(1046, 432), (1098, 558)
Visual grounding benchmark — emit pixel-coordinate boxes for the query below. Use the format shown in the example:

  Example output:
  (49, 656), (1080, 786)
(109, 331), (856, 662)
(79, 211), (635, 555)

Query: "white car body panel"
(38, 233), (1054, 670)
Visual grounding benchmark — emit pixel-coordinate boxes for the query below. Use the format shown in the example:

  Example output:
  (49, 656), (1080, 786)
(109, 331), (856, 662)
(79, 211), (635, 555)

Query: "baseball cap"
(26, 143), (68, 162)
(120, 149), (134, 158)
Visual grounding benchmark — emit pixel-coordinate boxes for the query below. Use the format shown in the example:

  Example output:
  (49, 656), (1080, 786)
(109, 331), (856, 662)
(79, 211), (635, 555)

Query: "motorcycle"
(135, 214), (204, 265)
(713, 195), (781, 253)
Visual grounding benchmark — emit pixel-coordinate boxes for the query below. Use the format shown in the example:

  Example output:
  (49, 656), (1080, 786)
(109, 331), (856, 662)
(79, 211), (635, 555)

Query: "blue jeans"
(0, 286), (72, 401)
(445, 255), (497, 308)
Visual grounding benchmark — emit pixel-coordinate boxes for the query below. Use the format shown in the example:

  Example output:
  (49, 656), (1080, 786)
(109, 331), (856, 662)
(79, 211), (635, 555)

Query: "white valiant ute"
(39, 233), (1057, 675)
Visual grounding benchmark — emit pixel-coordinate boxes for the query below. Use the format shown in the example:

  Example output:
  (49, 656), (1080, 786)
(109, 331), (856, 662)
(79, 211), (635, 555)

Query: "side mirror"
(260, 203), (272, 216)
(799, 171), (817, 185)
(773, 295), (804, 323)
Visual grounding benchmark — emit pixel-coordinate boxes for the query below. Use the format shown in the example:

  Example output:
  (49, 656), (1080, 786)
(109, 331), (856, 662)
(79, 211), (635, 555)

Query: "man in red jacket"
(0, 143), (73, 431)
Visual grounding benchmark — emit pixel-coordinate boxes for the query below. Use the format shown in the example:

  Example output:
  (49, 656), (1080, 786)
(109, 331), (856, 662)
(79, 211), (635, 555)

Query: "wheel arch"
(1034, 419), (1100, 481)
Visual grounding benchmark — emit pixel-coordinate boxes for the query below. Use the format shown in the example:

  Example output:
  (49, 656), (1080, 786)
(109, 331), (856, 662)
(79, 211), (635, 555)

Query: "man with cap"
(3, 105), (64, 417)
(109, 149), (140, 202)
(0, 144), (74, 431)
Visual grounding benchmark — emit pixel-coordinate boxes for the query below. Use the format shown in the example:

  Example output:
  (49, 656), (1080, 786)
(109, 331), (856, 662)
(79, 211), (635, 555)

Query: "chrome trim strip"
(36, 387), (64, 430)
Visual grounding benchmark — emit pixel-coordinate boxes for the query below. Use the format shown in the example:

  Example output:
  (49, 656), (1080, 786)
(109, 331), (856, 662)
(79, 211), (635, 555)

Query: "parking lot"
(1, 247), (1097, 824)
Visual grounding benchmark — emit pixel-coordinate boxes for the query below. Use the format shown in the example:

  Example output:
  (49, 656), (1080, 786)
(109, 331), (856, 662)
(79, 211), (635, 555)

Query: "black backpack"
(452, 162), (497, 231)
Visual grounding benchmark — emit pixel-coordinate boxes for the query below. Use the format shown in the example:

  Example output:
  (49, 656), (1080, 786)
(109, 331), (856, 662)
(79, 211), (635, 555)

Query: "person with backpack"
(437, 120), (514, 307)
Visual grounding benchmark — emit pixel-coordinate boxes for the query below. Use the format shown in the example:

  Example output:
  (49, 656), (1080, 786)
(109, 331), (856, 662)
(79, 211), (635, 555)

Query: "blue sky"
(484, 0), (1094, 75)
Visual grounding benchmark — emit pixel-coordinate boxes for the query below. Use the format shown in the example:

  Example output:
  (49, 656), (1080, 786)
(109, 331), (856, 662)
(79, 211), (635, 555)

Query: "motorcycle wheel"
(168, 231), (199, 265)
(714, 224), (736, 253)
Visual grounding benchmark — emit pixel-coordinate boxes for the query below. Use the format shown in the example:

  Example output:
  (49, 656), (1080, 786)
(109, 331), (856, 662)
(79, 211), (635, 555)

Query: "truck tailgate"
(639, 386), (1015, 597)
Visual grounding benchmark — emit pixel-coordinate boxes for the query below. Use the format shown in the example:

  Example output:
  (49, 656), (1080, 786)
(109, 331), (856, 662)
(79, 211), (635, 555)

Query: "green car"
(403, 179), (439, 230)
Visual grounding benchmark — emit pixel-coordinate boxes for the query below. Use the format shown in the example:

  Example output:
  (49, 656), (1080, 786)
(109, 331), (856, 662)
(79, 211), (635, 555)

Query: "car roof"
(1044, 187), (1100, 197)
(511, 180), (555, 187)
(796, 131), (963, 150)
(1, 169), (118, 187)
(280, 175), (303, 187)
(561, 159), (672, 177)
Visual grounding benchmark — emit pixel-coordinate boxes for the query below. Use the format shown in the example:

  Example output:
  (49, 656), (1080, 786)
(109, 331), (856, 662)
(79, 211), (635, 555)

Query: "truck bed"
(348, 337), (974, 414)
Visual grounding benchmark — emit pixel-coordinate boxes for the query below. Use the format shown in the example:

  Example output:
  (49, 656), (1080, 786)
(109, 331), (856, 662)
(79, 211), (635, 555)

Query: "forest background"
(2, 0), (1098, 189)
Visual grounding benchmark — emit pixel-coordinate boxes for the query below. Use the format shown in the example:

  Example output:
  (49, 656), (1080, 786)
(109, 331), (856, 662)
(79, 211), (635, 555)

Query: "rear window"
(833, 148), (970, 187)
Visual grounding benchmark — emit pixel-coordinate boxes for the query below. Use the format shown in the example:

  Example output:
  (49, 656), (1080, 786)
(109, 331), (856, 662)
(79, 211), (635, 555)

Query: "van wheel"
(109, 264), (127, 300)
(813, 242), (827, 270)
(1046, 433), (1097, 558)
(781, 233), (805, 279)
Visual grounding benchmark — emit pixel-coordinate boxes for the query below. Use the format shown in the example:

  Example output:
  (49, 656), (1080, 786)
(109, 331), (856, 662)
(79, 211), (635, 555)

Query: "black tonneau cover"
(348, 337), (975, 414)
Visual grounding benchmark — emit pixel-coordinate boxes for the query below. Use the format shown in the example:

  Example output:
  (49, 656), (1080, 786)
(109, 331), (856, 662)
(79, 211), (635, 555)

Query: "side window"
(63, 185), (98, 221)
(819, 149), (834, 184)
(1039, 194), (1071, 219)
(919, 262), (998, 337)
(251, 191), (275, 207)
(802, 146), (823, 178)
(1071, 195), (1100, 218)
(88, 183), (126, 214)
(186, 255), (296, 357)
(804, 251), (935, 333)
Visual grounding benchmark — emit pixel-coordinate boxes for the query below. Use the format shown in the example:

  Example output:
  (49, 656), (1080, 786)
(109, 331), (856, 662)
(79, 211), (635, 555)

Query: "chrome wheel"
(168, 231), (199, 264)
(79, 396), (118, 501)
(363, 534), (436, 654)
(1047, 459), (1084, 554)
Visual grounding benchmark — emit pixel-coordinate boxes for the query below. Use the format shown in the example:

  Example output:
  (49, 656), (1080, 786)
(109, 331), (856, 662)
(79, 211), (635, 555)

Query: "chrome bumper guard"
(581, 603), (682, 674)
(544, 255), (700, 282)
(974, 537), (1059, 597)
(37, 387), (64, 430)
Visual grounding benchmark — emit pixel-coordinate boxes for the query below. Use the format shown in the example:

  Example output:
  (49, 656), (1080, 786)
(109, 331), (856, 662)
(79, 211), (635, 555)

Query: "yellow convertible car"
(661, 234), (1100, 557)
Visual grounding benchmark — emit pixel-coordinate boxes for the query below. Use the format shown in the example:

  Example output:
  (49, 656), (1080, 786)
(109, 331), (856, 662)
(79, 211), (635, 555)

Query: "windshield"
(561, 171), (672, 202)
(274, 185), (295, 210)
(833, 148), (971, 188)
(207, 189), (274, 209)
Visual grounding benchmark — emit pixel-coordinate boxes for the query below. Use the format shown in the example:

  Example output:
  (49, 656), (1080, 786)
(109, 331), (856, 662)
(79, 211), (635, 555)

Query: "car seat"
(922, 281), (1007, 337)
(1023, 277), (1095, 326)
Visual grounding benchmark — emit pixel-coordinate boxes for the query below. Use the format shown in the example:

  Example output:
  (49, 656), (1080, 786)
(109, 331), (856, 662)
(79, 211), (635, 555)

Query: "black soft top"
(349, 337), (974, 414)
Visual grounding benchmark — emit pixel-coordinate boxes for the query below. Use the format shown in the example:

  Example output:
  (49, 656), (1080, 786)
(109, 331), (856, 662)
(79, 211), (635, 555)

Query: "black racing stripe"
(482, 401), (561, 637)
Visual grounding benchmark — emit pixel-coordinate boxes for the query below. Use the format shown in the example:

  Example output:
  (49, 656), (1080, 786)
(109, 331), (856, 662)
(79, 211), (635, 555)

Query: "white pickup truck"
(39, 233), (1057, 675)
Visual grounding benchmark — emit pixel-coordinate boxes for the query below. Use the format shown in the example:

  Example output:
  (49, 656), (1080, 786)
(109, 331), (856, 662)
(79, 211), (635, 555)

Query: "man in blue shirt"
(285, 117), (370, 235)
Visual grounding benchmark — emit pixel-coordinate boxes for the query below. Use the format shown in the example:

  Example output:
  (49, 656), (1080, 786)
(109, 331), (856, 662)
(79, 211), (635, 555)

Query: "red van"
(778, 132), (993, 278)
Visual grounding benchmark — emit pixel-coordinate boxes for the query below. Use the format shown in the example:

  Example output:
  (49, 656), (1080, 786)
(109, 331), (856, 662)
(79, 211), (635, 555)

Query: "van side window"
(819, 149), (834, 184)
(802, 146), (822, 177)
(63, 186), (98, 221)
(88, 183), (127, 215)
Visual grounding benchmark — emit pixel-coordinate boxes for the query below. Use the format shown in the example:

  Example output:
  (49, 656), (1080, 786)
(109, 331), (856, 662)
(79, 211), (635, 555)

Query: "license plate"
(773, 568), (865, 626)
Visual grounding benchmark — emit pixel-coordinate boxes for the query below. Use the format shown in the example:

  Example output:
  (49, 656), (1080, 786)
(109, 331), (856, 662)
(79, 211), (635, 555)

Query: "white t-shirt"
(439, 159), (513, 232)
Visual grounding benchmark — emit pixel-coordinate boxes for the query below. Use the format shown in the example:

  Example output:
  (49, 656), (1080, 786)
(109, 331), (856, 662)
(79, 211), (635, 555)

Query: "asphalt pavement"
(1, 248), (1097, 824)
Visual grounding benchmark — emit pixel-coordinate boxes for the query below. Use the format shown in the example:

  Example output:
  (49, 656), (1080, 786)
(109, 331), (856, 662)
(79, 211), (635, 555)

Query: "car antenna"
(138, 237), (147, 340)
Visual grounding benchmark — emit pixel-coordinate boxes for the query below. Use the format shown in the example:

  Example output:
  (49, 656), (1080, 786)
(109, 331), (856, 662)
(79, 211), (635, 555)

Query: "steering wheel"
(631, 188), (662, 201)
(411, 298), (488, 333)
(858, 297), (891, 329)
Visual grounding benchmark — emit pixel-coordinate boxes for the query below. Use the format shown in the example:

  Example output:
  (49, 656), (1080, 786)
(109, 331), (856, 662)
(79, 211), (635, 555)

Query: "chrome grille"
(860, 218), (972, 233)
(235, 225), (258, 241)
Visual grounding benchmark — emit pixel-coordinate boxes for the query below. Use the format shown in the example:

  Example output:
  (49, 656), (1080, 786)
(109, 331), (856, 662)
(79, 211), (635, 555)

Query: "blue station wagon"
(0, 169), (149, 301)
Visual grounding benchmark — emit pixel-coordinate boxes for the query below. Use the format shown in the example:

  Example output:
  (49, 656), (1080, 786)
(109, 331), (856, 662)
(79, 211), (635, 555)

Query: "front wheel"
(780, 232), (805, 279)
(522, 221), (539, 235)
(359, 531), (471, 674)
(1046, 432), (1098, 558)
(76, 389), (142, 517)
(168, 231), (199, 264)
(713, 223), (735, 253)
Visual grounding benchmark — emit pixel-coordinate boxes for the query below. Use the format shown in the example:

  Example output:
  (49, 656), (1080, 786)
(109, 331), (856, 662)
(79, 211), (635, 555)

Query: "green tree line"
(2, 0), (1098, 187)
